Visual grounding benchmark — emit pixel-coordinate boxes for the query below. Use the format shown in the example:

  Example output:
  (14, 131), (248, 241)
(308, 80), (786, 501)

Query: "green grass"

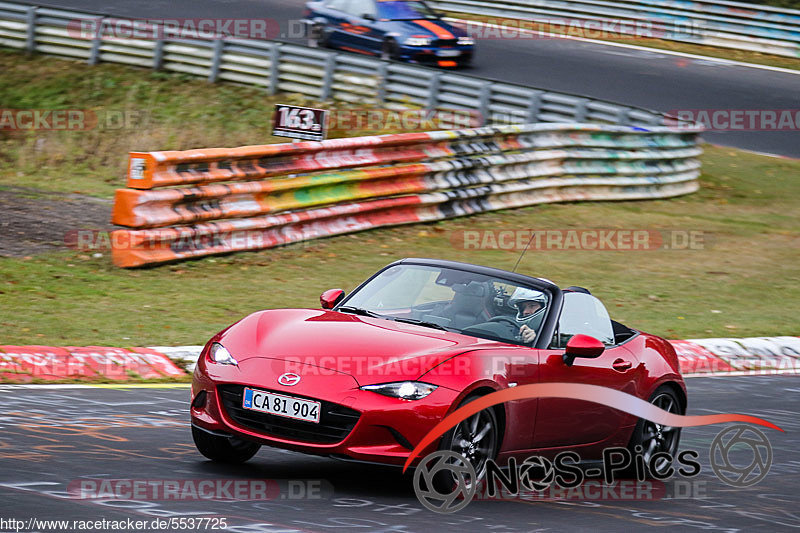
(1, 144), (798, 345)
(0, 50), (403, 197)
(744, 0), (799, 9)
(0, 49), (798, 347)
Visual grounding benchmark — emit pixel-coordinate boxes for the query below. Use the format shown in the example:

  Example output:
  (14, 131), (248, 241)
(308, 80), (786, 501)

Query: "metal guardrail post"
(268, 45), (280, 96)
(574, 98), (589, 123)
(208, 38), (224, 83)
(478, 82), (491, 126)
(24, 5), (36, 53)
(618, 108), (631, 126)
(376, 62), (388, 104)
(427, 72), (441, 109)
(321, 53), (335, 100)
(525, 90), (542, 124)
(153, 38), (164, 70)
(87, 17), (103, 66)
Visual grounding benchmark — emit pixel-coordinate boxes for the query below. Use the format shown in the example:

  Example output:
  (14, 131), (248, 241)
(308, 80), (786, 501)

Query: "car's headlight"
(404, 36), (432, 46)
(457, 36), (474, 45)
(209, 342), (238, 365)
(360, 381), (438, 400)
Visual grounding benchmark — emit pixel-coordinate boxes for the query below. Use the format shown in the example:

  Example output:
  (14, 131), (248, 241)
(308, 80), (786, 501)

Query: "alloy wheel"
(640, 391), (681, 475)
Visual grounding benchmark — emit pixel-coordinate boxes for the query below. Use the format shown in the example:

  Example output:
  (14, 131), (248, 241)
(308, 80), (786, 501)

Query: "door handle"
(612, 358), (632, 371)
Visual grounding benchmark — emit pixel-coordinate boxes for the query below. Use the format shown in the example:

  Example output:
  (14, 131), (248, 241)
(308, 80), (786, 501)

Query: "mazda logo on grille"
(278, 373), (301, 386)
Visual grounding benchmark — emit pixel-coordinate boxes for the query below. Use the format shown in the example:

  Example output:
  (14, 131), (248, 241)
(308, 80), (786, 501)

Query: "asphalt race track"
(14, 0), (800, 157)
(0, 375), (798, 532)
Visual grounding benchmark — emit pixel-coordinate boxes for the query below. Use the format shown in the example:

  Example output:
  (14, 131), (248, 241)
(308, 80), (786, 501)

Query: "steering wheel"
(485, 315), (526, 342)
(488, 316), (519, 327)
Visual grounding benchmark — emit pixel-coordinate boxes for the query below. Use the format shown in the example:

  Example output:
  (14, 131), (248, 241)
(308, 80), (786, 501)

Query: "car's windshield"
(340, 264), (549, 346)
(376, 1), (438, 20)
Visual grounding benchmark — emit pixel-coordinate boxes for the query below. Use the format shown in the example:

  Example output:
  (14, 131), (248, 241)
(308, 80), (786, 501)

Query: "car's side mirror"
(320, 288), (345, 309)
(562, 334), (605, 366)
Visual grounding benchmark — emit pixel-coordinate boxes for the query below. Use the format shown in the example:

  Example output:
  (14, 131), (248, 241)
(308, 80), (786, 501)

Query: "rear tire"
(192, 426), (261, 464)
(626, 386), (683, 478)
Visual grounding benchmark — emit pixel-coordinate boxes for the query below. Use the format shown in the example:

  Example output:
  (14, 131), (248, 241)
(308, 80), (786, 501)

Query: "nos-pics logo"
(405, 384), (780, 514)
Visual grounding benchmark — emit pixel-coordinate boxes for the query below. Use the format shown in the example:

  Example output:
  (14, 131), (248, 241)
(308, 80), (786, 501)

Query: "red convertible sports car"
(191, 258), (685, 484)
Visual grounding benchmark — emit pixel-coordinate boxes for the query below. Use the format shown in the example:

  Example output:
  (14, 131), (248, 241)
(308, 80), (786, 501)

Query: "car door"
(339, 0), (379, 52)
(487, 345), (541, 454)
(321, 0), (352, 48)
(533, 292), (641, 450)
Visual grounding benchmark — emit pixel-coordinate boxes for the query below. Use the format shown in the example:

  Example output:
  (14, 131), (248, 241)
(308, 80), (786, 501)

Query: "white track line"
(447, 17), (800, 76)
(0, 383), (191, 390)
(684, 369), (800, 378)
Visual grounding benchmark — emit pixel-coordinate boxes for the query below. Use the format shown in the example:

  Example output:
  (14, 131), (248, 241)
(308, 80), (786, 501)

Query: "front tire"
(433, 393), (499, 492)
(380, 39), (398, 61)
(627, 386), (683, 478)
(307, 24), (326, 48)
(192, 426), (261, 464)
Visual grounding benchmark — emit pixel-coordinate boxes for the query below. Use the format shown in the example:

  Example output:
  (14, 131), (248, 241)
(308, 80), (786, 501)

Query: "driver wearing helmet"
(507, 287), (547, 344)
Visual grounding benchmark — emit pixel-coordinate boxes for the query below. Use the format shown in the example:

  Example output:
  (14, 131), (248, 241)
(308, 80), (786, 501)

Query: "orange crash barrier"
(111, 123), (703, 267)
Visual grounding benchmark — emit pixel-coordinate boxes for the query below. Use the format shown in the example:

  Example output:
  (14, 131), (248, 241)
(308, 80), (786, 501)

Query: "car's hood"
(217, 309), (497, 384)
(392, 19), (467, 39)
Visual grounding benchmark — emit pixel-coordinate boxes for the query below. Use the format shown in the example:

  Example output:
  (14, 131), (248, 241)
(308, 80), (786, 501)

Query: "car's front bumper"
(398, 45), (474, 66)
(191, 357), (461, 466)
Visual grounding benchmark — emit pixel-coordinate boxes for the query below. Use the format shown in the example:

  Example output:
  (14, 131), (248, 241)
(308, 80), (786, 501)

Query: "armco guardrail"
(0, 1), (681, 127)
(430, 0), (800, 58)
(110, 123), (702, 267)
(0, 2), (705, 268)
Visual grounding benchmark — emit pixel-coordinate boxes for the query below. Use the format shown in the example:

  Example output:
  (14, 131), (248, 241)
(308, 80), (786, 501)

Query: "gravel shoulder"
(0, 186), (114, 257)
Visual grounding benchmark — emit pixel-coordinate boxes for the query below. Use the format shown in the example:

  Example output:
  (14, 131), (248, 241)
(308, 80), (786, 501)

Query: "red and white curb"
(0, 346), (188, 382)
(2, 337), (799, 382)
(148, 345), (205, 373)
(154, 337), (800, 377)
(672, 336), (800, 376)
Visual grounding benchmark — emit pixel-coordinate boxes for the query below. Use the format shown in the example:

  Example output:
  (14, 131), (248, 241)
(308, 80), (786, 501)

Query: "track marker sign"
(272, 104), (327, 142)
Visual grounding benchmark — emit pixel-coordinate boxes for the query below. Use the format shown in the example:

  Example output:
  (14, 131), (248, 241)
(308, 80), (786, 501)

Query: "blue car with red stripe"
(302, 0), (475, 67)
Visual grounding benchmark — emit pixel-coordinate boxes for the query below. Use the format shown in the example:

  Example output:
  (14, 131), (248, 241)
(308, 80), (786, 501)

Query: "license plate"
(243, 388), (321, 423)
(436, 49), (461, 57)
